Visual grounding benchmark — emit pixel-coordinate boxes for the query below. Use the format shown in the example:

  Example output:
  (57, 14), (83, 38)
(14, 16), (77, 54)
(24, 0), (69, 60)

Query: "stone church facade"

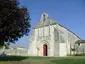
(28, 13), (80, 56)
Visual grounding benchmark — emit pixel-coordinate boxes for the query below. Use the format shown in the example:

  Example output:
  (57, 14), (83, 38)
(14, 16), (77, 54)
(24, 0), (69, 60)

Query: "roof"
(34, 13), (58, 29)
(9, 45), (25, 49)
(58, 24), (81, 39)
(33, 13), (80, 40)
(75, 40), (85, 44)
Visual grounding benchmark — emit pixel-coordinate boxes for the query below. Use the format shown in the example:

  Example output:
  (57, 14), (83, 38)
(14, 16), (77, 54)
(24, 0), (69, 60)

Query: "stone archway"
(37, 40), (50, 56)
(43, 44), (48, 56)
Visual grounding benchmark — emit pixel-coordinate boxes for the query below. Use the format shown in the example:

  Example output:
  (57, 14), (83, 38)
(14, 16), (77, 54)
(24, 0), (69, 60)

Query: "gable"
(34, 13), (57, 29)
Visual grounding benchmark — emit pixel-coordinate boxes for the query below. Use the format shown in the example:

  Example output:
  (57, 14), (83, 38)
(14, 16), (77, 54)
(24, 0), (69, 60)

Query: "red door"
(43, 44), (47, 56)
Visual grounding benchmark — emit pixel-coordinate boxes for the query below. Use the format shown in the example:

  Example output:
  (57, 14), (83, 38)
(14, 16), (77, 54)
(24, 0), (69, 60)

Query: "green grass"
(52, 57), (85, 64)
(0, 56), (85, 64)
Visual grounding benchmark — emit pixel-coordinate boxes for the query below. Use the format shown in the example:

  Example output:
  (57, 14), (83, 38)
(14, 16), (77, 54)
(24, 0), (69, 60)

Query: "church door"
(43, 44), (47, 56)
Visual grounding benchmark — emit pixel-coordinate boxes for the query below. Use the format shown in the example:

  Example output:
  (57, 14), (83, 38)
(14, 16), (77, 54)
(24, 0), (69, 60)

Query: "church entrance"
(43, 44), (48, 56)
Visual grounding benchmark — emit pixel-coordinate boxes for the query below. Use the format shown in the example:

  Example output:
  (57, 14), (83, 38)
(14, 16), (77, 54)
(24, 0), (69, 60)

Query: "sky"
(12, 0), (85, 48)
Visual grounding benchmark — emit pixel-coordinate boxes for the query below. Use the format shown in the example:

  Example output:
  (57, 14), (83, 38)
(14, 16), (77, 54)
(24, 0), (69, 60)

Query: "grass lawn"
(0, 56), (85, 64)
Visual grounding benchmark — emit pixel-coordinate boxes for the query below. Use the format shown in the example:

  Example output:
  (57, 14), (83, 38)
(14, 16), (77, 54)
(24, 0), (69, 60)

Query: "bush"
(67, 53), (85, 56)
(75, 53), (85, 56)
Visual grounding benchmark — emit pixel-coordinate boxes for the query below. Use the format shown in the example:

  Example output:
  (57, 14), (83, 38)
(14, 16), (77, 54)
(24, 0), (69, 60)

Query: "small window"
(43, 14), (46, 21)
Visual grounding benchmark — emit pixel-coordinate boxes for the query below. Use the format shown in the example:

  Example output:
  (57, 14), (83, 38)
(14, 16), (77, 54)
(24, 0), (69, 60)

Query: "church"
(28, 13), (80, 56)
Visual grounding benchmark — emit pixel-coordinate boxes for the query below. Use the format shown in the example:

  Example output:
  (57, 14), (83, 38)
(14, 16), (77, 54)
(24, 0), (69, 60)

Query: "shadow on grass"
(0, 55), (29, 61)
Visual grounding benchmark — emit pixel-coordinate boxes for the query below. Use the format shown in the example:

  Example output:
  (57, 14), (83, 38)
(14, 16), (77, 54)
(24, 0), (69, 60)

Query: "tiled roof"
(75, 40), (85, 44)
(9, 45), (25, 48)
(34, 13), (57, 29)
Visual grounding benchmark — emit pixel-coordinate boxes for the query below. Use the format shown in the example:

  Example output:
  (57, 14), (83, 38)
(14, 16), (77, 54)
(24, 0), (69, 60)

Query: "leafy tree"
(0, 0), (31, 47)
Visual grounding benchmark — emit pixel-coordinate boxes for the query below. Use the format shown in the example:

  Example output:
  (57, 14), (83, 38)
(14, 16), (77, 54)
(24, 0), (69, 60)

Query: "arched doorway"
(43, 44), (48, 56)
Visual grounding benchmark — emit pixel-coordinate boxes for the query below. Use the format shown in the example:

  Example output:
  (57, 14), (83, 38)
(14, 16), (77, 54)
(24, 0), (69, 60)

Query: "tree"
(0, 0), (31, 47)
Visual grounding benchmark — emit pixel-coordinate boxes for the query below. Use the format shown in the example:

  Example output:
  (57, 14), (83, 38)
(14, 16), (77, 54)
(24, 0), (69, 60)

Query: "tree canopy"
(0, 0), (31, 47)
